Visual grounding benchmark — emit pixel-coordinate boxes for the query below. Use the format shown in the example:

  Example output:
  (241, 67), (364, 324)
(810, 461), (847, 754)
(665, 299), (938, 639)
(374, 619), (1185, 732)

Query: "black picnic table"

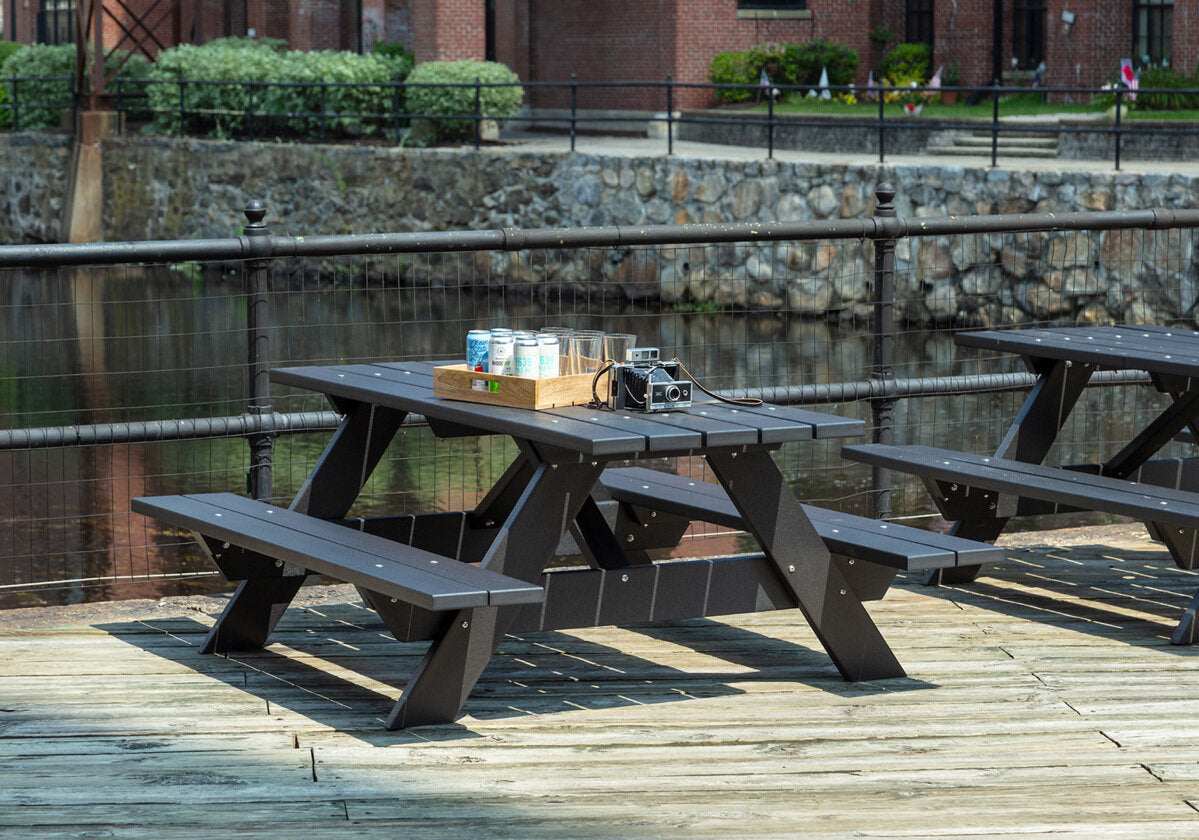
(133, 360), (997, 728)
(844, 324), (1199, 644)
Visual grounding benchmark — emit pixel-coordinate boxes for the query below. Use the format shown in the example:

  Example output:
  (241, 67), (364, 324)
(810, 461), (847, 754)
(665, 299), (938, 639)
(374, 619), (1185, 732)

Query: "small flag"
(818, 66), (830, 100)
(929, 66), (942, 89)
(1120, 58), (1135, 86)
(759, 69), (770, 88)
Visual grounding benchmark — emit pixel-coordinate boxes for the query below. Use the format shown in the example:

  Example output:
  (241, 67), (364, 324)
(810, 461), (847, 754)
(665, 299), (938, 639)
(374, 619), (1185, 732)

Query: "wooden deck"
(2, 523), (1199, 839)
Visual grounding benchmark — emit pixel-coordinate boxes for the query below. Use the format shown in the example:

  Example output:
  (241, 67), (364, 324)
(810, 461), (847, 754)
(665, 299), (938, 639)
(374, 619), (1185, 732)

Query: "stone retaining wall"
(2, 133), (1197, 326)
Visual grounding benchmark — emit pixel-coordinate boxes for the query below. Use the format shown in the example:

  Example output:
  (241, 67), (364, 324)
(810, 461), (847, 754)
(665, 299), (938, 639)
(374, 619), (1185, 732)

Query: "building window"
(36, 0), (75, 45)
(738, 1), (807, 9)
(904, 0), (933, 51)
(1012, 0), (1046, 71)
(736, 1), (810, 19)
(1134, 0), (1173, 66)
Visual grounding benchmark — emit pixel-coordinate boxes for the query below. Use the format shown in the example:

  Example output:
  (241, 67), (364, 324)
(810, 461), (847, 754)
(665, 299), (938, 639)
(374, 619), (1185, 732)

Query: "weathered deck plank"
(1, 523), (1198, 838)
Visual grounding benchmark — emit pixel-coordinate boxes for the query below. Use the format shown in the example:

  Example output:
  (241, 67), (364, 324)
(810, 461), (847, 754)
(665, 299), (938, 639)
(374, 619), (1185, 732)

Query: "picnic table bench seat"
(132, 493), (545, 613)
(840, 443), (1199, 573)
(599, 466), (1002, 575)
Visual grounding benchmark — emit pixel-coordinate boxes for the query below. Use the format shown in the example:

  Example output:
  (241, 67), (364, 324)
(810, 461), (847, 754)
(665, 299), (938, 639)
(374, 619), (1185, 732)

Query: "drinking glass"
(603, 333), (637, 364)
(570, 330), (604, 374)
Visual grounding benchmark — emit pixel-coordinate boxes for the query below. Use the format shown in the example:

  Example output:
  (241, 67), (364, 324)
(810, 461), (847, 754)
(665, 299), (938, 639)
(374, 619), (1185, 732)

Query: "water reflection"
(0, 268), (1177, 607)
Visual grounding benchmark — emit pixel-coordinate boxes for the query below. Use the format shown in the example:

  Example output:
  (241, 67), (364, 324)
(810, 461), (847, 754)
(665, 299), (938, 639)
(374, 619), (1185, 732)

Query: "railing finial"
(875, 182), (895, 211)
(244, 199), (267, 229)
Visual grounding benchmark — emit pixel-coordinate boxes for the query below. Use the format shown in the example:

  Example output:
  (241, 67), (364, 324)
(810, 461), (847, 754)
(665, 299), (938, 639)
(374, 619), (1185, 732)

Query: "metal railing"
(2, 187), (1198, 603)
(2, 72), (1194, 168)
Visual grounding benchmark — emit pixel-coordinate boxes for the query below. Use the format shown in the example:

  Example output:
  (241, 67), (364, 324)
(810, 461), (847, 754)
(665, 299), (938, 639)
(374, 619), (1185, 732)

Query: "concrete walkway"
(498, 129), (1197, 177)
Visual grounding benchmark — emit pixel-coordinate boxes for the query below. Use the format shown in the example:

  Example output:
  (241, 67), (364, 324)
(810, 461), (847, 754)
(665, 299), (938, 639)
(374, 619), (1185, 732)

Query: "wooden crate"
(432, 364), (603, 410)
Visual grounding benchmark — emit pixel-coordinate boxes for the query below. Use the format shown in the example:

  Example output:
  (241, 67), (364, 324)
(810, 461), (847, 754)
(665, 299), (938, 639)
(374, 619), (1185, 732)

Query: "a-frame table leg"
(386, 451), (604, 729)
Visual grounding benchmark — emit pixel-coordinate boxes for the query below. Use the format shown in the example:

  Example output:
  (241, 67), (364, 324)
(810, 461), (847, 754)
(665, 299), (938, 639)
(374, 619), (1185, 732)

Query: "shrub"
(0, 43), (150, 129)
(708, 50), (756, 103)
(144, 39), (406, 139)
(404, 59), (523, 141)
(0, 44), (73, 129)
(373, 40), (415, 80)
(1135, 64), (1199, 110)
(879, 42), (931, 82)
(0, 42), (24, 129)
(747, 42), (802, 85)
(793, 39), (859, 88)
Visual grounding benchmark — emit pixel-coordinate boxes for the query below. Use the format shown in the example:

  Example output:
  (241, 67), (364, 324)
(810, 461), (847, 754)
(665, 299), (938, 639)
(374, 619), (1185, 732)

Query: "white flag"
(819, 66), (830, 100)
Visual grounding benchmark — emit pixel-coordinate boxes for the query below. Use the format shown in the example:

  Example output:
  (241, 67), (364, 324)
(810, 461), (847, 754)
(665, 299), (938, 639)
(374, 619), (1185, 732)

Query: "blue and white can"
(537, 334), (560, 379)
(466, 329), (491, 391)
(514, 338), (540, 379)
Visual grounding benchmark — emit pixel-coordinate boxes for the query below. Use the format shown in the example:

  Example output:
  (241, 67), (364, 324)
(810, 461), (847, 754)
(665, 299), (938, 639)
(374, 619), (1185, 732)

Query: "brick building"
(4, 1), (1196, 109)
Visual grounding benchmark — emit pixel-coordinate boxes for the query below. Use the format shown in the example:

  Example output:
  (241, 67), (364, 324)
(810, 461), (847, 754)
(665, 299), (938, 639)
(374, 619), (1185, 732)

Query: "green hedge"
(404, 59), (523, 141)
(708, 39), (859, 102)
(0, 43), (151, 129)
(879, 43), (931, 84)
(143, 37), (412, 139)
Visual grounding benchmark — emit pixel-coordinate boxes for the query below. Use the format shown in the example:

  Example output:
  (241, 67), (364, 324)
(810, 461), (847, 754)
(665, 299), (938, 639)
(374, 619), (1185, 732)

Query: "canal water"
(0, 267), (1176, 606)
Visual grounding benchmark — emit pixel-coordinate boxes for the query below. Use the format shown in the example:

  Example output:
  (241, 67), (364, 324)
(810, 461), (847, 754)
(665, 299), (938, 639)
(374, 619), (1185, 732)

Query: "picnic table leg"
(925, 359), (1094, 587)
(201, 402), (407, 654)
(1171, 589), (1199, 645)
(386, 453), (606, 729)
(705, 449), (905, 682)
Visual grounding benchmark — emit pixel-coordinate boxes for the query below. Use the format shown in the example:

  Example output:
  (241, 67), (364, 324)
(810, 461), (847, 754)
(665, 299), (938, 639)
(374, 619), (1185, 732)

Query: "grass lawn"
(741, 94), (1197, 121)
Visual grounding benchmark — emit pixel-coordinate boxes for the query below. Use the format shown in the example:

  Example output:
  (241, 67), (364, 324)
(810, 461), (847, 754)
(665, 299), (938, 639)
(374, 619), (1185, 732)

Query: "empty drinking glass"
(603, 333), (637, 364)
(570, 330), (604, 374)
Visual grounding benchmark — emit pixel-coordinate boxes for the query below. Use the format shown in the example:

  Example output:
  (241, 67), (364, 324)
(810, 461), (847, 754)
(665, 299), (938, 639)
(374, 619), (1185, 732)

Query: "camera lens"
(665, 384), (682, 403)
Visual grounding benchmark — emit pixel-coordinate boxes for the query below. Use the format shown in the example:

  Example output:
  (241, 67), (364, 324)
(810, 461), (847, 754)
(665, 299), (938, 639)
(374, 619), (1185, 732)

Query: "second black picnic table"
(844, 324), (1199, 644)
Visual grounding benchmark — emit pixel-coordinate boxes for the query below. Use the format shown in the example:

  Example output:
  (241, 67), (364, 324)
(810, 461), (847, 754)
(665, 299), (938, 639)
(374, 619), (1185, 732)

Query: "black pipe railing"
(3, 190), (1198, 522)
(3, 74), (1194, 171)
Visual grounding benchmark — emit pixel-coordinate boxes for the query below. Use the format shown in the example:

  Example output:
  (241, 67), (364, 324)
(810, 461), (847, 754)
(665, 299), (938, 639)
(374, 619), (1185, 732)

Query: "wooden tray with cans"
(432, 364), (604, 410)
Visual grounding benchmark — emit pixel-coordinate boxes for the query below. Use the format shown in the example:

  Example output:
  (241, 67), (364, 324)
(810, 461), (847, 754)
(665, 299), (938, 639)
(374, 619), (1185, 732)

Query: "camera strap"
(671, 358), (763, 408)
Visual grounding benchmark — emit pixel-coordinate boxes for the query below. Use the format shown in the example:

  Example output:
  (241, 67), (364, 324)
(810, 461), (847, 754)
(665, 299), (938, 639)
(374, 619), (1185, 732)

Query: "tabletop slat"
(957, 326), (1199, 380)
(272, 365), (650, 457)
(274, 362), (855, 452)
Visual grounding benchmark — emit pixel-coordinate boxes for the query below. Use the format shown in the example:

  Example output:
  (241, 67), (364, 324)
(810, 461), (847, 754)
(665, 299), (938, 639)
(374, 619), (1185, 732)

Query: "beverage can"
(514, 338), (540, 379)
(537, 334), (560, 379)
(488, 335), (515, 377)
(466, 329), (491, 391)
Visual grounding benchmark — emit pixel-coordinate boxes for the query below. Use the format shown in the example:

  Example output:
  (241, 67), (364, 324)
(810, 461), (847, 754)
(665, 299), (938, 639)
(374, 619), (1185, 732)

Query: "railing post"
(242, 199), (274, 502)
(876, 84), (884, 163)
(320, 80), (327, 144)
(666, 73), (674, 156)
(247, 81), (255, 141)
(767, 81), (774, 160)
(570, 73), (577, 152)
(393, 79), (402, 145)
(990, 77), (1000, 167)
(1113, 87), (1123, 171)
(869, 183), (897, 520)
(474, 76), (481, 151)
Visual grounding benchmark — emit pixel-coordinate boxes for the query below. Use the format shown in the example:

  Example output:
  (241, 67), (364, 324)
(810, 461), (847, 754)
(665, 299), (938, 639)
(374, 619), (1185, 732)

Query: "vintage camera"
(609, 347), (693, 412)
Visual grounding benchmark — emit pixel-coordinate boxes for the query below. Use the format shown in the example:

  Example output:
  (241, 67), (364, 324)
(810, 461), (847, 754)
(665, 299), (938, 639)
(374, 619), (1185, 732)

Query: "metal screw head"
(222, 542), (230, 549)
(839, 588), (847, 596)
(274, 560), (284, 568)
(848, 558), (855, 565)
(787, 564), (796, 573)
(621, 574), (629, 582)
(461, 621), (470, 629)
(650, 511), (657, 518)
(625, 534), (635, 543)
